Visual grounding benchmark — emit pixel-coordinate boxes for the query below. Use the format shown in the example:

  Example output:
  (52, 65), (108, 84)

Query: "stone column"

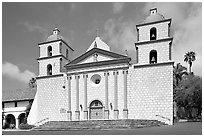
(123, 70), (128, 119)
(114, 71), (119, 119)
(104, 72), (109, 119)
(67, 76), (72, 121)
(75, 75), (80, 120)
(2, 113), (6, 127)
(83, 74), (88, 120)
(15, 118), (19, 129)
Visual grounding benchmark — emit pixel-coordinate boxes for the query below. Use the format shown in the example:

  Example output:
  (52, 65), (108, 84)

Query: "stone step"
(34, 119), (166, 130)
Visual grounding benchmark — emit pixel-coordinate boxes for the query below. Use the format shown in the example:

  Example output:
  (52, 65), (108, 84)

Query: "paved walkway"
(2, 122), (202, 135)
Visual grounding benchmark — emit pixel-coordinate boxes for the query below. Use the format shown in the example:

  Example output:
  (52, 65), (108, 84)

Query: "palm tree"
(173, 63), (188, 122)
(173, 63), (188, 87)
(184, 51), (196, 74)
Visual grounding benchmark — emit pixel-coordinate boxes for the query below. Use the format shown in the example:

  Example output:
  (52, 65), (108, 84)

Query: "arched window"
(150, 27), (157, 40)
(149, 50), (157, 64)
(47, 64), (52, 75)
(47, 46), (52, 57)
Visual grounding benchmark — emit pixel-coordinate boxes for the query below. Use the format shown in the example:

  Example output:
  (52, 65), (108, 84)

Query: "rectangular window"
(15, 102), (17, 107)
(169, 42), (172, 60)
(137, 28), (139, 41)
(66, 49), (69, 59)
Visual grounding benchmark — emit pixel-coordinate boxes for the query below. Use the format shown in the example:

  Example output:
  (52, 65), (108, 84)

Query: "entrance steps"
(33, 119), (167, 130)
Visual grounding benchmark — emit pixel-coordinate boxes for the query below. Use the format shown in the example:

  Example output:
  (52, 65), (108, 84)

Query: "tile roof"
(2, 88), (37, 102)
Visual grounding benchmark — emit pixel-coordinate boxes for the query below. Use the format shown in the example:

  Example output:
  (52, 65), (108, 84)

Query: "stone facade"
(27, 8), (174, 126)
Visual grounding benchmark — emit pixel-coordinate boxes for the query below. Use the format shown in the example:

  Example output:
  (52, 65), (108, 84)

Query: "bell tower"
(135, 8), (173, 65)
(37, 28), (74, 77)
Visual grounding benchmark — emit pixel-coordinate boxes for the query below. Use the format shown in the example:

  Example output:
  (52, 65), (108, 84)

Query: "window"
(93, 54), (98, 62)
(149, 50), (157, 64)
(95, 79), (100, 84)
(150, 27), (157, 40)
(47, 46), (52, 57)
(47, 64), (52, 75)
(66, 49), (69, 59)
(91, 74), (101, 85)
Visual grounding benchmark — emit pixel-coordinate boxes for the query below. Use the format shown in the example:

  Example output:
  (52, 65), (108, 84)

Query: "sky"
(2, 2), (202, 91)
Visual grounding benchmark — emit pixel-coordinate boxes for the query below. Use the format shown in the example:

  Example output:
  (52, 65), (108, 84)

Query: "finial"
(125, 50), (128, 56)
(53, 24), (60, 35)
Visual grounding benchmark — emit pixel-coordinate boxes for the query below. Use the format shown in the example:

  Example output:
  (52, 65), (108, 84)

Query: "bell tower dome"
(135, 8), (173, 65)
(37, 28), (74, 77)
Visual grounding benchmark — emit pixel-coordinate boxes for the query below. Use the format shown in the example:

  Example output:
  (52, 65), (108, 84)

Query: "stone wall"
(137, 21), (170, 42)
(127, 63), (173, 125)
(137, 41), (172, 64)
(39, 57), (62, 76)
(28, 75), (68, 125)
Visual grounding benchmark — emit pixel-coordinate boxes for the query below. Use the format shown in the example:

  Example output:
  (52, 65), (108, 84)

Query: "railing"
(155, 115), (171, 122)
(34, 117), (49, 127)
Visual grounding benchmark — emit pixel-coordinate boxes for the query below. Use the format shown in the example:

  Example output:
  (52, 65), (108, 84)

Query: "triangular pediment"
(67, 48), (128, 65)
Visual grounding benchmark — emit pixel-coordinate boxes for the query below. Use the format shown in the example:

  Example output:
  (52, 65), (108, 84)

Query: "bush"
(19, 123), (35, 130)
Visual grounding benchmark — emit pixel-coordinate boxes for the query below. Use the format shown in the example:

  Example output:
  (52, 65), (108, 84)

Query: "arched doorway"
(89, 100), (103, 120)
(18, 113), (26, 125)
(5, 114), (16, 129)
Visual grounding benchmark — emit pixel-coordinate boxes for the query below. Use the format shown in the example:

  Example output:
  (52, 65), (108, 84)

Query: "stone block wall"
(28, 75), (68, 125)
(137, 21), (170, 42)
(39, 57), (61, 76)
(39, 41), (61, 58)
(127, 63), (173, 125)
(137, 41), (172, 64)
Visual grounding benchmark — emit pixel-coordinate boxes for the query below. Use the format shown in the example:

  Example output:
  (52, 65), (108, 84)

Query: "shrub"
(19, 123), (35, 130)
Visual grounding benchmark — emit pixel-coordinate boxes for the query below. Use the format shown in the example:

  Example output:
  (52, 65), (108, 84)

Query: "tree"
(29, 77), (37, 88)
(173, 63), (188, 87)
(173, 63), (188, 122)
(184, 51), (196, 74)
(175, 74), (202, 119)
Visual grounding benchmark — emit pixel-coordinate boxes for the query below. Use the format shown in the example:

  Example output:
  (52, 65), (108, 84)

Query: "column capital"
(83, 74), (88, 78)
(104, 72), (109, 76)
(123, 70), (128, 74)
(113, 71), (119, 75)
(75, 75), (80, 79)
(67, 76), (72, 80)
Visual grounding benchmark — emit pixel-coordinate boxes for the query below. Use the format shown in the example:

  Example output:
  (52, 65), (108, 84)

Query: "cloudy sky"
(2, 2), (202, 90)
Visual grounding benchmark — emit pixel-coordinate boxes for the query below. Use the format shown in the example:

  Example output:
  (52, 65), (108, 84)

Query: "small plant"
(19, 123), (35, 130)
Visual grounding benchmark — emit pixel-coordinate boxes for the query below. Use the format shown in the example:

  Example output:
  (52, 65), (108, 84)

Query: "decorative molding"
(37, 54), (68, 61)
(135, 37), (173, 46)
(136, 18), (171, 28)
(66, 57), (131, 71)
(67, 66), (129, 76)
(134, 61), (174, 69)
(67, 48), (129, 65)
(36, 74), (63, 79)
(38, 39), (74, 51)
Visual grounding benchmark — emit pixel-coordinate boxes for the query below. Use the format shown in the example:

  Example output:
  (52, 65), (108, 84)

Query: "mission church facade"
(27, 8), (174, 125)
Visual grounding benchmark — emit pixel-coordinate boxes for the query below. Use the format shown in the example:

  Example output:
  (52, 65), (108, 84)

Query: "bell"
(151, 56), (156, 63)
(152, 34), (155, 38)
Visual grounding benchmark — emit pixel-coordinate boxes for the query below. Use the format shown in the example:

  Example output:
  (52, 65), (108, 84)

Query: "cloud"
(103, 3), (201, 76)
(113, 2), (125, 14)
(143, 2), (202, 76)
(22, 21), (48, 39)
(103, 17), (137, 58)
(2, 62), (36, 84)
